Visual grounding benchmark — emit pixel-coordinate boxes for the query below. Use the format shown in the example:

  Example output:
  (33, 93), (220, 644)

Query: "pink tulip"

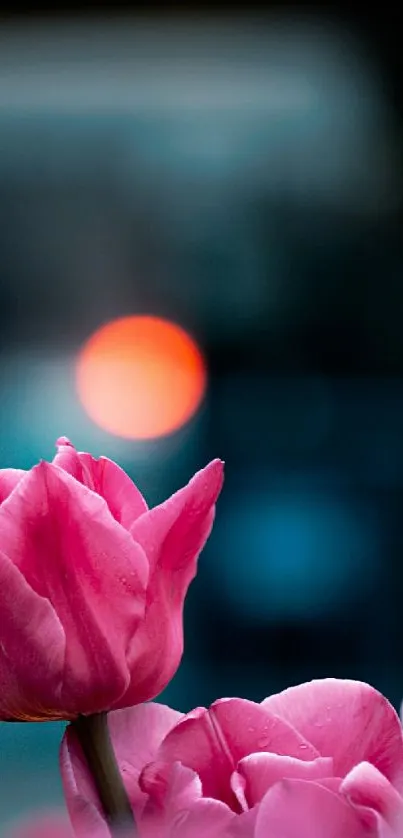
(3, 810), (74, 838)
(3, 809), (115, 838)
(62, 679), (403, 837)
(0, 438), (223, 720)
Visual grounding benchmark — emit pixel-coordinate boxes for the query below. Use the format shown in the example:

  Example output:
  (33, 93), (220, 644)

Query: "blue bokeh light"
(212, 483), (380, 621)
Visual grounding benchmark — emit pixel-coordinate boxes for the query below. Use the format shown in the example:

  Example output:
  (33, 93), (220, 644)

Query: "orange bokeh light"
(76, 316), (207, 439)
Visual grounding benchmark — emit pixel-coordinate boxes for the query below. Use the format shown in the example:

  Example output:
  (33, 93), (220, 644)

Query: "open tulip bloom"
(61, 678), (403, 838)
(1, 440), (403, 836)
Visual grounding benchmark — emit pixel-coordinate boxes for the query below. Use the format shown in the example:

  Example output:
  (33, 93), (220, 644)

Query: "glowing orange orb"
(76, 316), (207, 439)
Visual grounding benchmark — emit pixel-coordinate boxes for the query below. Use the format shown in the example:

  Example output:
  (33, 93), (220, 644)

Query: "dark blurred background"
(1, 3), (403, 829)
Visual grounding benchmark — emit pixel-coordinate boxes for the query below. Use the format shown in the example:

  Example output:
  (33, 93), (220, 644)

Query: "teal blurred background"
(1, 9), (403, 831)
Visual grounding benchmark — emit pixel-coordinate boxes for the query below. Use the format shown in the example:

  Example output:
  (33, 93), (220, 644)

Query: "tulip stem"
(72, 712), (136, 836)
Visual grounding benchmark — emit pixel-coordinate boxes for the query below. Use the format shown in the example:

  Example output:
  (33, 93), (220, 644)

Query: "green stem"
(72, 712), (136, 836)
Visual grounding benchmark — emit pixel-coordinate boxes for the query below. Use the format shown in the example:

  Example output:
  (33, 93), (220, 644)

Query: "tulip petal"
(130, 459), (224, 580)
(0, 462), (149, 715)
(0, 551), (66, 720)
(234, 752), (334, 808)
(227, 808), (259, 838)
(255, 779), (375, 838)
(108, 702), (184, 812)
(114, 459), (224, 707)
(54, 437), (148, 528)
(171, 798), (236, 838)
(61, 702), (182, 831)
(155, 698), (319, 809)
(140, 760), (202, 816)
(140, 760), (235, 838)
(263, 679), (403, 788)
(341, 761), (403, 832)
(60, 732), (112, 838)
(0, 469), (25, 503)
